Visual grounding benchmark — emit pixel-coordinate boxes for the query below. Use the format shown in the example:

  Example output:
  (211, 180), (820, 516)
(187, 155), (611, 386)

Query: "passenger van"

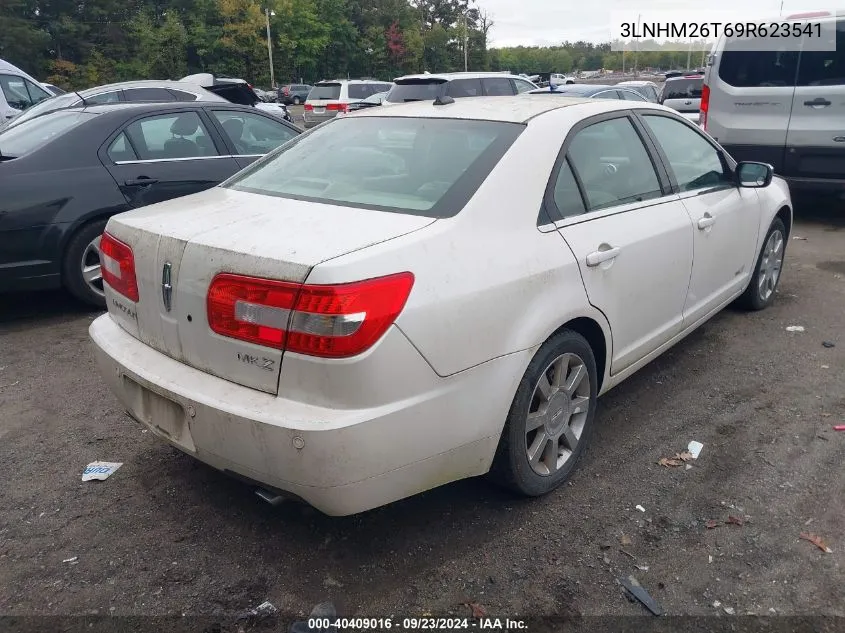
(702, 13), (845, 194)
(0, 58), (52, 121)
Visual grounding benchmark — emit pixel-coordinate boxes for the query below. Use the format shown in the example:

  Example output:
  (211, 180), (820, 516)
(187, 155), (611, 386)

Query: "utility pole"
(265, 7), (275, 89)
(686, 39), (692, 70)
(463, 12), (469, 71)
(634, 14), (641, 75)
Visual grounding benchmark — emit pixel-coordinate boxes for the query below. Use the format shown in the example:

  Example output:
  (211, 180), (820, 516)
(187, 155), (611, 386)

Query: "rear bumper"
(89, 314), (528, 515)
(302, 111), (339, 128)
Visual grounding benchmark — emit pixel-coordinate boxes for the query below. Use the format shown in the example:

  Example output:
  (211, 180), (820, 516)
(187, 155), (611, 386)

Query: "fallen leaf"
(800, 532), (833, 553)
(674, 450), (695, 462)
(706, 520), (720, 529)
(465, 602), (487, 619)
(620, 534), (632, 546)
(726, 515), (744, 527)
(658, 457), (683, 467)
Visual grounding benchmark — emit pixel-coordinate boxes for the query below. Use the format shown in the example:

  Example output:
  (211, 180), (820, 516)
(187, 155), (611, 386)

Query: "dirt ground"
(0, 198), (843, 624)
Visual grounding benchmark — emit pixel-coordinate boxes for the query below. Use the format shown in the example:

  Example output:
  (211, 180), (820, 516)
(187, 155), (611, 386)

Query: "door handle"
(698, 215), (715, 230)
(124, 177), (159, 186)
(585, 246), (620, 267)
(804, 98), (831, 107)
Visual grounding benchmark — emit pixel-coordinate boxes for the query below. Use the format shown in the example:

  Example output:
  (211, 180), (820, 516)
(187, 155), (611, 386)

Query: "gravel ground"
(0, 198), (843, 623)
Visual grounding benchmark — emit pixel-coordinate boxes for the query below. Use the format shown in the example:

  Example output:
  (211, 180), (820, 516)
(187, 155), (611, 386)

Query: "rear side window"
(347, 84), (372, 99)
(717, 49), (799, 87)
(168, 89), (198, 101)
(552, 158), (587, 219)
(592, 90), (620, 99)
(225, 117), (523, 218)
(513, 79), (536, 93)
(796, 22), (845, 86)
(87, 91), (121, 104)
(308, 83), (342, 100)
(447, 78), (483, 98)
(620, 90), (647, 101)
(107, 132), (139, 162)
(387, 80), (445, 102)
(483, 77), (514, 96)
(123, 87), (177, 102)
(662, 79), (703, 100)
(567, 117), (662, 210)
(123, 112), (216, 160)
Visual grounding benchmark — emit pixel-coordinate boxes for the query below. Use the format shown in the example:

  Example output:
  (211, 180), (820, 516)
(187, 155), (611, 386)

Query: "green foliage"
(0, 0), (492, 90)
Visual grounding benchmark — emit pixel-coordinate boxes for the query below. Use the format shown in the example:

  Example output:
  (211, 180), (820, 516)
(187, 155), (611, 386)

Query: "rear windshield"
(308, 83), (342, 100)
(387, 80), (446, 102)
(662, 78), (703, 100)
(0, 110), (94, 157)
(224, 117), (523, 218)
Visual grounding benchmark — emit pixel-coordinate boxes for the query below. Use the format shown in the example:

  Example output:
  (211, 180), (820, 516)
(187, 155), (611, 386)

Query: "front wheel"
(737, 217), (786, 310)
(62, 219), (109, 308)
(490, 330), (598, 496)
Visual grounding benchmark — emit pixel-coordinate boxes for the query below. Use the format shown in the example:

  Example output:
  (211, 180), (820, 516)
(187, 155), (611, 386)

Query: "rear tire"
(62, 219), (108, 308)
(737, 217), (786, 311)
(490, 330), (598, 496)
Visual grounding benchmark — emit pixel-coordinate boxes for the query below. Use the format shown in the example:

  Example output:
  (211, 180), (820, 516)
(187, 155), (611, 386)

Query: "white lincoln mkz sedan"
(90, 96), (791, 515)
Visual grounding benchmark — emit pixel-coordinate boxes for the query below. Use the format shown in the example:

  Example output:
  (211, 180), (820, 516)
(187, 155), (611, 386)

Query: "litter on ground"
(786, 326), (805, 332)
(800, 532), (833, 553)
(619, 575), (663, 616)
(81, 461), (123, 482)
(687, 441), (704, 459)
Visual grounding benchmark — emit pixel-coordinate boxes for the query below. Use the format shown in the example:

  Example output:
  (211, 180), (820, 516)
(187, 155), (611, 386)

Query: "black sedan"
(527, 84), (649, 101)
(0, 101), (300, 306)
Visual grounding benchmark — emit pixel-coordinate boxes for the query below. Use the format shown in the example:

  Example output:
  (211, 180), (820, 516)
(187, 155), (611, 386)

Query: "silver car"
(303, 80), (393, 128)
(659, 75), (703, 120)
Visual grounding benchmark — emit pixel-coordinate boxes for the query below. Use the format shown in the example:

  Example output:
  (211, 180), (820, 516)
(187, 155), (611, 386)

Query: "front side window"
(225, 117), (523, 217)
(620, 89), (647, 101)
(0, 74), (37, 110)
(642, 115), (731, 191)
(513, 79), (536, 93)
(123, 112), (216, 160)
(447, 78), (483, 98)
(483, 77), (514, 96)
(567, 117), (662, 210)
(592, 90), (621, 99)
(213, 110), (297, 155)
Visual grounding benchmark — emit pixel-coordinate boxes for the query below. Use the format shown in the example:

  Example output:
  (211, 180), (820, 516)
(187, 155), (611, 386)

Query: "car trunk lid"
(104, 187), (436, 393)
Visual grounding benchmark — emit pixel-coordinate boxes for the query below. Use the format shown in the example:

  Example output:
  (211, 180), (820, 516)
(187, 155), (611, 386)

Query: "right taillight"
(700, 83), (710, 131)
(304, 104), (313, 111)
(207, 272), (414, 358)
(100, 231), (138, 302)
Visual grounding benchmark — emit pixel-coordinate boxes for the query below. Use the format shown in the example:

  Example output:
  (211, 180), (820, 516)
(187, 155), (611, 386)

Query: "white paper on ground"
(81, 461), (123, 481)
(688, 441), (704, 459)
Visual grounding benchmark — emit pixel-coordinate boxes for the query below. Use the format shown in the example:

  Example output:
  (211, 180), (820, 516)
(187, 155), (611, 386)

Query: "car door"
(783, 19), (845, 181)
(639, 112), (762, 323)
(209, 108), (299, 168)
(551, 114), (695, 374)
(100, 109), (238, 208)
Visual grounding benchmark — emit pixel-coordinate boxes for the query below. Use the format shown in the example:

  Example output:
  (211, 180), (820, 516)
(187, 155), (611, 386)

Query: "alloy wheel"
(80, 235), (105, 299)
(757, 228), (784, 302)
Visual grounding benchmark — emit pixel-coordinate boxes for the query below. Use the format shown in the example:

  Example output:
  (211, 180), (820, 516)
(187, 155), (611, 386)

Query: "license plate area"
(122, 375), (195, 452)
(314, 107), (325, 114)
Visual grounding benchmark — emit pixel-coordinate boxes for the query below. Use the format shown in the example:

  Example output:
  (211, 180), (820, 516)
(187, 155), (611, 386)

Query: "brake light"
(700, 83), (710, 131)
(304, 104), (313, 111)
(326, 103), (348, 112)
(207, 272), (414, 358)
(100, 232), (139, 302)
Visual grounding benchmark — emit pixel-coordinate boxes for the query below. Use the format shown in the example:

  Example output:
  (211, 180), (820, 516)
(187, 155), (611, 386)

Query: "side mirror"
(736, 161), (773, 188)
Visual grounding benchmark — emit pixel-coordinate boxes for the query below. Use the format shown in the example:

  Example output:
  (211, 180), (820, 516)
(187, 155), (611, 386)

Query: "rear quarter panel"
(306, 106), (614, 380)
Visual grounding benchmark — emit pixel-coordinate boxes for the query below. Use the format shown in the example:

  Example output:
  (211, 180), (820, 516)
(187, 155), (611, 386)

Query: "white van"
(702, 13), (845, 194)
(0, 59), (52, 121)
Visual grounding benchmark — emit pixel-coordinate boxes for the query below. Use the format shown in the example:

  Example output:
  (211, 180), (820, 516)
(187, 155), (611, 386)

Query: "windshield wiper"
(0, 153), (17, 161)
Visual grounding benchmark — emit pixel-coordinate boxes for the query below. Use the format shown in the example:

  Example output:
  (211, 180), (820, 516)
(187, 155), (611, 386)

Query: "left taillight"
(100, 231), (139, 302)
(207, 272), (414, 358)
(700, 83), (710, 131)
(326, 103), (348, 112)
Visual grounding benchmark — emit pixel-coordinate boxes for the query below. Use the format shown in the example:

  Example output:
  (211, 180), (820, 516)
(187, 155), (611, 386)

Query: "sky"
(483, 0), (833, 47)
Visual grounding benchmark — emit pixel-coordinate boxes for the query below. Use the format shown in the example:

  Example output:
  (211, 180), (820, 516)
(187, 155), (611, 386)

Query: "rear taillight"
(700, 83), (710, 131)
(207, 272), (414, 358)
(283, 86), (290, 95)
(326, 103), (348, 112)
(100, 231), (139, 302)
(304, 104), (313, 111)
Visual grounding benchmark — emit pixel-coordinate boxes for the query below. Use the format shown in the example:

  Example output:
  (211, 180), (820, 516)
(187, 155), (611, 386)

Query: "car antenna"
(76, 91), (90, 106)
(433, 95), (455, 106)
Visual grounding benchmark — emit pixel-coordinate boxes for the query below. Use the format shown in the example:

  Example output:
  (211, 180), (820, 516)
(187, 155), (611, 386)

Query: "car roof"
(394, 72), (527, 82)
(315, 79), (391, 84)
(77, 79), (212, 96)
(665, 74), (704, 82)
(617, 80), (658, 86)
(62, 101), (261, 117)
(530, 84), (618, 96)
(350, 95), (666, 124)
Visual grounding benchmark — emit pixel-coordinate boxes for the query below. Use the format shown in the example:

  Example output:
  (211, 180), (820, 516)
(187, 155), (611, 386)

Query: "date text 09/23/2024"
(306, 617), (528, 630)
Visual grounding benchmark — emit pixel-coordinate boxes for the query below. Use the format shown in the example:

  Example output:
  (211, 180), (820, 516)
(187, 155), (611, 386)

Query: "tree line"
(1, 0), (704, 91)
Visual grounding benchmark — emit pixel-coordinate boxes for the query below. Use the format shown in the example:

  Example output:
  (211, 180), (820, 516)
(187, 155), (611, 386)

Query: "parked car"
(527, 84), (649, 101)
(0, 102), (300, 306)
(703, 13), (844, 194)
(303, 79), (393, 128)
(0, 79), (227, 132)
(659, 74), (704, 124)
(279, 83), (313, 105)
(382, 72), (537, 106)
(41, 83), (67, 96)
(616, 80), (661, 102)
(0, 58), (53, 121)
(89, 95), (791, 516)
(180, 74), (293, 123)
